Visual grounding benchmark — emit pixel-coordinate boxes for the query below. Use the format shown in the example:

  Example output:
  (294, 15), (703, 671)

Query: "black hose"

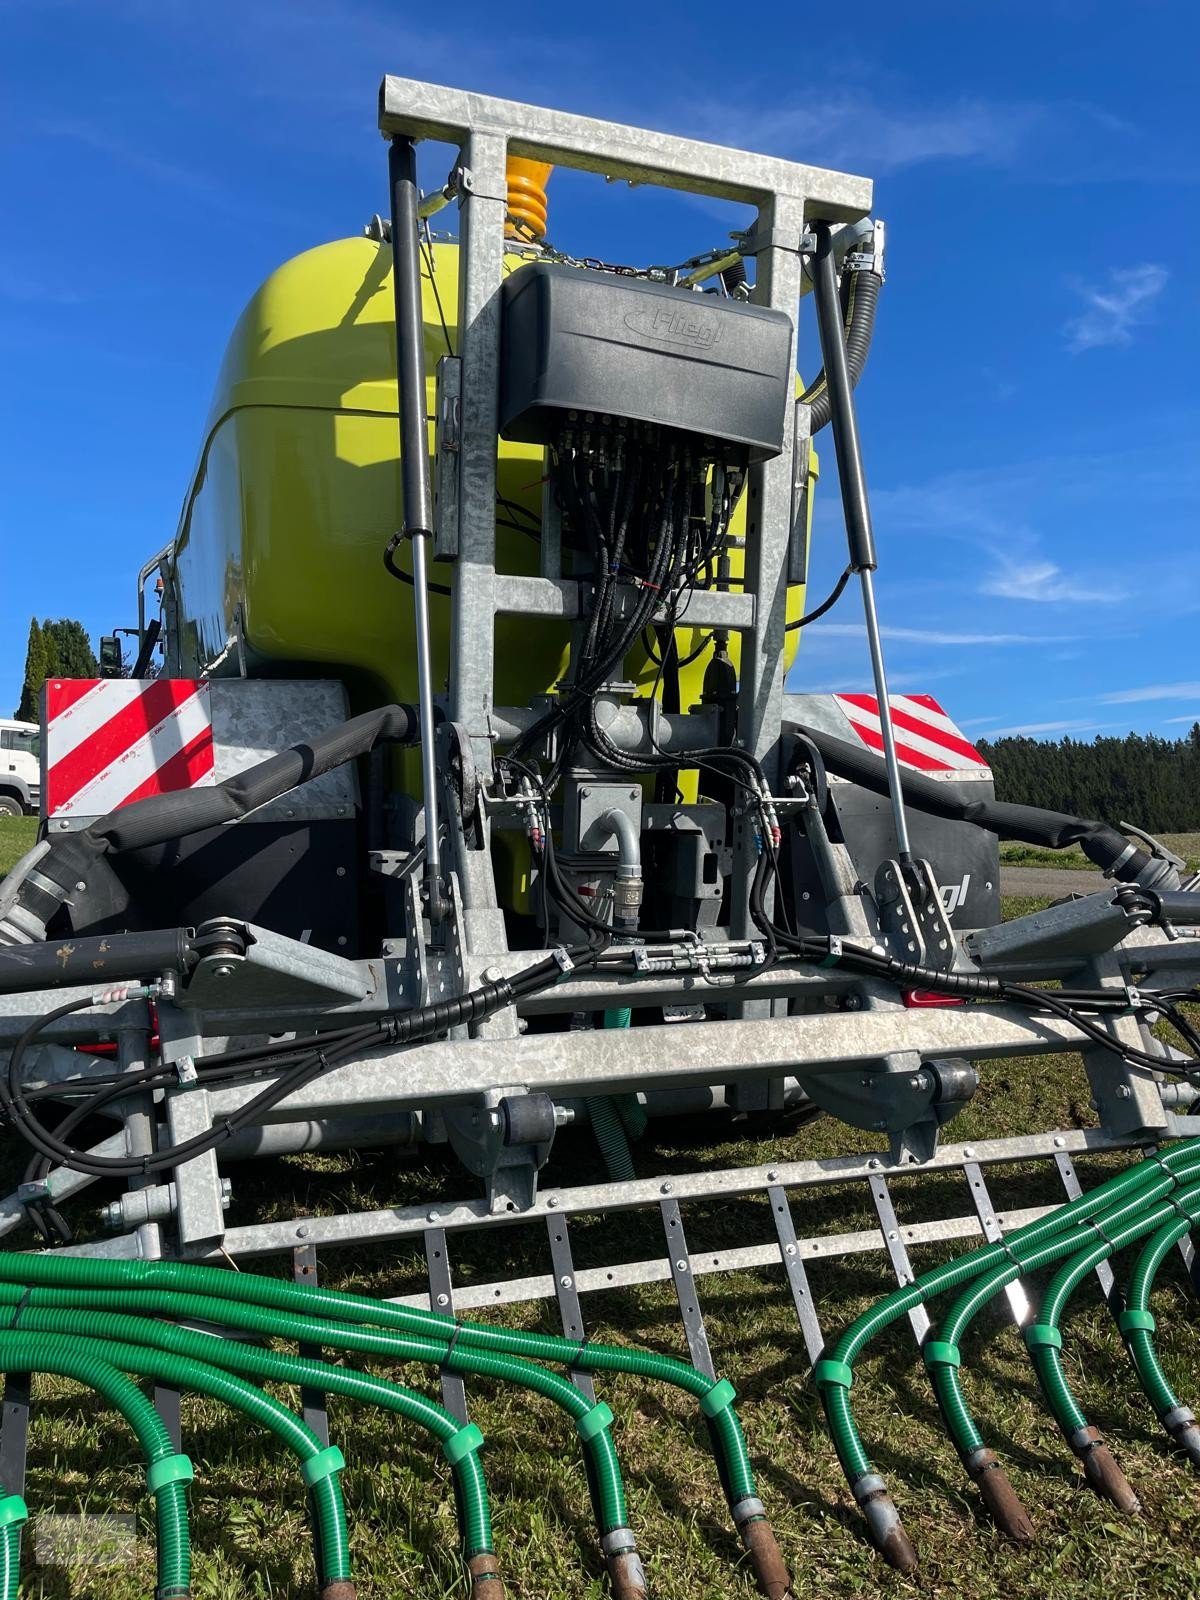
(787, 721), (1156, 881)
(801, 266), (880, 435)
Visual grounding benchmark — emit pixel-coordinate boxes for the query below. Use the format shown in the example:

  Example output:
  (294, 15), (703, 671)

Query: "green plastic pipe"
(0, 1332), (191, 1597)
(816, 1140), (1200, 1566)
(0, 1313), (351, 1589)
(1123, 1202), (1200, 1467)
(1, 1288), (624, 1540)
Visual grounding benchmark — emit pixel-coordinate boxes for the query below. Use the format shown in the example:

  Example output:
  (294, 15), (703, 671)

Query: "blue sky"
(1, 0), (1196, 740)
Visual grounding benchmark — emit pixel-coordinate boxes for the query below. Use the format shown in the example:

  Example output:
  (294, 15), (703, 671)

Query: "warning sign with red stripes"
(43, 679), (215, 819)
(833, 693), (989, 777)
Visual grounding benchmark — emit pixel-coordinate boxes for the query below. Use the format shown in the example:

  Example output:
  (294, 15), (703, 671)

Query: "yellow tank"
(170, 234), (814, 720)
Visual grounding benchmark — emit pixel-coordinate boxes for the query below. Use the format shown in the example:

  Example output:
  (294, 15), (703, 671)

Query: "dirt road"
(999, 864), (1104, 899)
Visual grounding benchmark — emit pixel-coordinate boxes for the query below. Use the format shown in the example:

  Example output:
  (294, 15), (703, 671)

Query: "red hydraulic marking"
(903, 990), (965, 1009)
(46, 680), (200, 811)
(118, 725), (214, 807)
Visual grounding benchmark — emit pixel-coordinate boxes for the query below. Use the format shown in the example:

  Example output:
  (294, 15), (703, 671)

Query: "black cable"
(785, 565), (853, 631)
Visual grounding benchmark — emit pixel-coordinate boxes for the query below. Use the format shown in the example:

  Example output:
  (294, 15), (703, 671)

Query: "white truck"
(0, 719), (39, 816)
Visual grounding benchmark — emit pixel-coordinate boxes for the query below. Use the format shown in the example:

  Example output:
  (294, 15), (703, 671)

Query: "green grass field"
(0, 817), (36, 877)
(2, 890), (1196, 1597)
(1000, 835), (1200, 873)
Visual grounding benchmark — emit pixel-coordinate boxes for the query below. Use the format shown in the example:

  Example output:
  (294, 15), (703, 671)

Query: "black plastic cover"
(499, 262), (793, 461)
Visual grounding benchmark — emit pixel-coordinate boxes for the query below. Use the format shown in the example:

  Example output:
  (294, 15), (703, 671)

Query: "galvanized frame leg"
(547, 1216), (596, 1403)
(1054, 1151), (1120, 1307)
(425, 1228), (468, 1422)
(963, 1160), (1030, 1323)
(769, 1184), (825, 1364)
(867, 1174), (931, 1341)
(294, 1244), (330, 1446)
(660, 1199), (716, 1379)
(0, 1376), (30, 1497)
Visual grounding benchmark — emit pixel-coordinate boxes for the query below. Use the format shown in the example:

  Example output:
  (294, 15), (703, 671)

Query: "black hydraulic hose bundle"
(9, 703), (422, 936)
(800, 260), (881, 435)
(789, 722), (1161, 881)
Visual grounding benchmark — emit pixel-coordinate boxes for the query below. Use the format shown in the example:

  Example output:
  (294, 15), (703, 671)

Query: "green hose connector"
(1124, 1202), (1200, 1468)
(0, 1482), (26, 1600)
(0, 1313), (352, 1586)
(0, 1332), (191, 1597)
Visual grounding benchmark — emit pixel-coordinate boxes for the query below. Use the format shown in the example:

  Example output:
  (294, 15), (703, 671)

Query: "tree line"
(14, 618), (97, 721)
(977, 727), (1200, 832)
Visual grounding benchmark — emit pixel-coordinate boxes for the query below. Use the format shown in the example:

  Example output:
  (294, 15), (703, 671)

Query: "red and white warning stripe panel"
(43, 679), (215, 819)
(833, 693), (990, 779)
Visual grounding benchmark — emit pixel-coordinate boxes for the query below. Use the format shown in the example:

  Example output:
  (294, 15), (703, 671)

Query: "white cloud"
(1064, 264), (1168, 353)
(816, 623), (1052, 646)
(972, 718), (1107, 739)
(1164, 715), (1200, 725)
(1102, 682), (1200, 704)
(980, 558), (1115, 604)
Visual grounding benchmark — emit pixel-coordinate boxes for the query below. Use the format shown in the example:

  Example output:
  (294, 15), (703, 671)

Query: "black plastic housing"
(499, 262), (793, 461)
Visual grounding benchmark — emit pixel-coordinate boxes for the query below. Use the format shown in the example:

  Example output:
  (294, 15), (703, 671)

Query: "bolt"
(661, 1182), (673, 1195)
(1054, 1136), (1066, 1148)
(436, 1292), (450, 1308)
(547, 1195), (559, 1208)
(559, 1275), (573, 1289)
(75, 880), (87, 893)
(336, 866), (346, 877)
(910, 1076), (924, 1090)
(785, 1243), (797, 1257)
(767, 1169), (779, 1182)
(427, 1210), (439, 1223)
(337, 936), (348, 947)
(211, 962), (236, 979)
(868, 1158), (881, 1170)
(296, 1224), (309, 1239)
(675, 1259), (688, 1272)
(963, 1146), (975, 1158)
(888, 1230), (898, 1241)
(629, 790), (638, 801)
(1116, 1085), (1132, 1099)
(581, 787), (591, 799)
(483, 966), (504, 982)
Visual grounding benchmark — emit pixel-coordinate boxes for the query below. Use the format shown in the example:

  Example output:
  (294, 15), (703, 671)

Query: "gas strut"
(808, 220), (912, 863)
(387, 134), (449, 923)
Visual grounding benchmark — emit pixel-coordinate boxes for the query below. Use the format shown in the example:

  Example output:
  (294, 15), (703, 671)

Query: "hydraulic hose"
(800, 263), (880, 435)
(0, 1251), (785, 1597)
(0, 1332), (191, 1597)
(0, 1310), (353, 1593)
(815, 1139), (1200, 1567)
(1123, 1206), (1200, 1468)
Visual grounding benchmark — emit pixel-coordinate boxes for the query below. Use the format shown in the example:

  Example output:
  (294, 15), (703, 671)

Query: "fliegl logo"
(938, 873), (971, 916)
(624, 298), (724, 350)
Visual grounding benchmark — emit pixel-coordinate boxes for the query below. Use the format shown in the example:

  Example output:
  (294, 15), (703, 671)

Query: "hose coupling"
(1163, 1405), (1200, 1469)
(601, 1530), (646, 1600)
(851, 1473), (917, 1573)
(964, 1447), (1035, 1542)
(1068, 1426), (1142, 1513)
(732, 1501), (795, 1600)
(467, 1551), (506, 1597)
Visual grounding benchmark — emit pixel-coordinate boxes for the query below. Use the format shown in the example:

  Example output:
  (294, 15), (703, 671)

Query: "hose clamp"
(0, 1495), (27, 1530)
(730, 1496), (766, 1523)
(552, 947), (575, 975)
(301, 1445), (346, 1487)
(147, 1454), (194, 1495)
(922, 1340), (961, 1369)
(814, 1358), (852, 1391)
(600, 1527), (638, 1557)
(443, 1422), (485, 1466)
(576, 1400), (614, 1442)
(1023, 1323), (1063, 1352)
(699, 1378), (737, 1419)
(1117, 1308), (1156, 1335)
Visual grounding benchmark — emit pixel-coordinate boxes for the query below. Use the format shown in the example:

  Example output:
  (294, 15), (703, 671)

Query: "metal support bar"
(660, 1199), (716, 1379)
(867, 1175), (930, 1340)
(1054, 1151), (1119, 1306)
(546, 1216), (597, 1403)
(425, 1229), (468, 1423)
(294, 1244), (330, 1447)
(963, 1160), (1030, 1323)
(768, 1183), (825, 1364)
(0, 1376), (29, 1498)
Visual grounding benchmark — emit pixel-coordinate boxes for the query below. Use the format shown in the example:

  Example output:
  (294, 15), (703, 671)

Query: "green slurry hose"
(0, 1477), (22, 1600)
(816, 1139), (1200, 1568)
(587, 1010), (642, 1182)
(1018, 1180), (1200, 1508)
(1123, 1200), (1200, 1468)
(1, 1313), (353, 1593)
(0, 1332), (191, 1598)
(926, 1171), (1200, 1523)
(0, 1249), (789, 1597)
